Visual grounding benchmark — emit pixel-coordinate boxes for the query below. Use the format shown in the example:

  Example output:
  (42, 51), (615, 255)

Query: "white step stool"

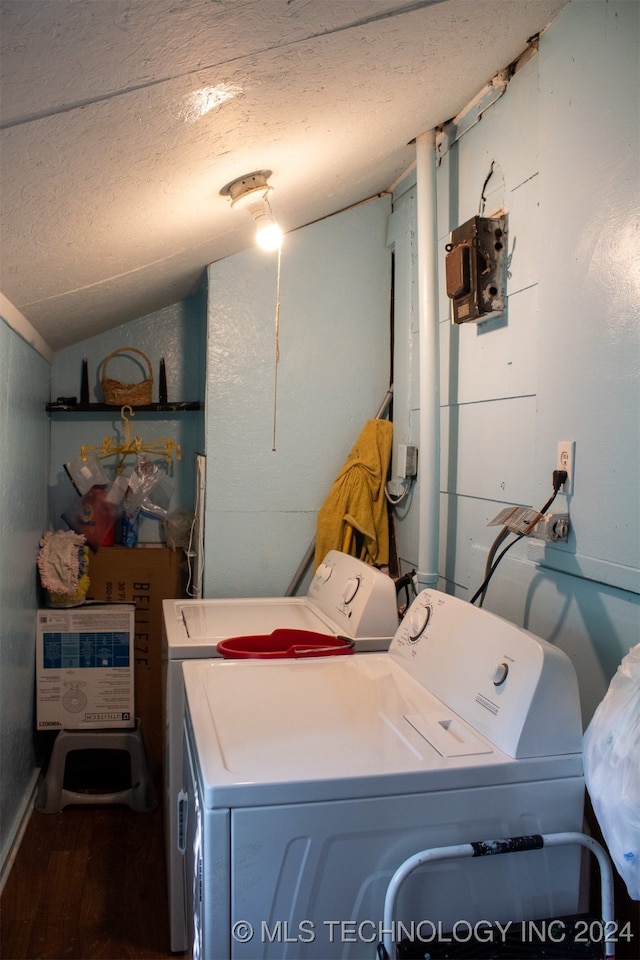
(36, 720), (157, 813)
(377, 831), (616, 960)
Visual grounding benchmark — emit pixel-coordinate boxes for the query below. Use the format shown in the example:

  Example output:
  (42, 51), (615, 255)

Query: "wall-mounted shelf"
(46, 401), (202, 413)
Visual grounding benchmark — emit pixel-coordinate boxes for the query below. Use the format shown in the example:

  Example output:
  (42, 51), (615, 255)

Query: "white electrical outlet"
(557, 441), (575, 494)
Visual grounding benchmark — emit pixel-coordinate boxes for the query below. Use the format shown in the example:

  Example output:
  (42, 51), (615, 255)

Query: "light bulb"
(256, 219), (283, 251)
(251, 206), (282, 251)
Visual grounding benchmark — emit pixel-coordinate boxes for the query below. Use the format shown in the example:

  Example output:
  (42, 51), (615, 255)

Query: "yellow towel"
(315, 419), (393, 569)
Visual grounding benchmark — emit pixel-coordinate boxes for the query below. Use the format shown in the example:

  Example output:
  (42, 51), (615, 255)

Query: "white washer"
(163, 550), (399, 951)
(181, 589), (585, 960)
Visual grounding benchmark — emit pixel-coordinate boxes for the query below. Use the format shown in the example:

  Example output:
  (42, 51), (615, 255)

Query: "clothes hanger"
(79, 405), (181, 474)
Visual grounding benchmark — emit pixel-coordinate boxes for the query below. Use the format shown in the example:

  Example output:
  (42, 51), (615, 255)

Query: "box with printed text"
(36, 604), (135, 730)
(86, 545), (186, 770)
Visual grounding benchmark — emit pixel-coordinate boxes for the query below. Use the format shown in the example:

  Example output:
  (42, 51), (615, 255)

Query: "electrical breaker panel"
(445, 215), (507, 324)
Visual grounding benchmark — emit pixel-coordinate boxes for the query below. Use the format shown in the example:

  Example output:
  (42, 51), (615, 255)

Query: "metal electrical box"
(445, 214), (507, 324)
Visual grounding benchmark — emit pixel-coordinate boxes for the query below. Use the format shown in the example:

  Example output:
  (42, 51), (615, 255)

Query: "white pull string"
(272, 244), (282, 452)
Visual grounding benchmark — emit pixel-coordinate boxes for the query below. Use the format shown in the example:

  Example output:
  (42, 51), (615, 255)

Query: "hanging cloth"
(37, 530), (86, 595)
(314, 419), (393, 570)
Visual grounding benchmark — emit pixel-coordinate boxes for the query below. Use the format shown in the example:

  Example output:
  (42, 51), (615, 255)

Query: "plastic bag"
(122, 456), (162, 516)
(140, 474), (173, 521)
(583, 643), (640, 900)
(120, 456), (164, 546)
(64, 451), (110, 495)
(163, 507), (195, 551)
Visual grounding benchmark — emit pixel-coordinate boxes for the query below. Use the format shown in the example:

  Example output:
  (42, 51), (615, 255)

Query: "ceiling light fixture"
(220, 170), (283, 252)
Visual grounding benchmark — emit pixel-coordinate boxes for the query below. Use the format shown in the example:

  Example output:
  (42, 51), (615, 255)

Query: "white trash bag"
(583, 643), (640, 900)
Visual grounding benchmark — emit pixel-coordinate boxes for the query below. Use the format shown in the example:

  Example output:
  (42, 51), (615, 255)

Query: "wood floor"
(0, 795), (179, 960)
(2, 771), (638, 960)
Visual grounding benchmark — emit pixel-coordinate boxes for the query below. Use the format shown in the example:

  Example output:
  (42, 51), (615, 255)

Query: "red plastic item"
(217, 629), (355, 659)
(63, 485), (117, 551)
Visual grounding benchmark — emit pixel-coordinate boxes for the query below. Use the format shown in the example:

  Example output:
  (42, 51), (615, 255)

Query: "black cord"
(470, 531), (524, 606)
(470, 472), (567, 607)
(479, 161), (495, 214)
(395, 570), (417, 618)
(475, 525), (510, 608)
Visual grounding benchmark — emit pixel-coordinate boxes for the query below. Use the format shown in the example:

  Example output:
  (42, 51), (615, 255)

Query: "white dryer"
(163, 550), (399, 951)
(181, 589), (585, 960)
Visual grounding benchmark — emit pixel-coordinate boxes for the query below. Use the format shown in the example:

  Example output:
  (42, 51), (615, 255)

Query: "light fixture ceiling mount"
(220, 170), (273, 208)
(220, 170), (283, 251)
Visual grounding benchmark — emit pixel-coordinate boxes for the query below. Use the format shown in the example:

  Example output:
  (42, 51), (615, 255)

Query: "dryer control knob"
(342, 577), (361, 604)
(492, 662), (509, 686)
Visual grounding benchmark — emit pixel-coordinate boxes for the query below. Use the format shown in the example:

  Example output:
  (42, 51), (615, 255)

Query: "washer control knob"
(492, 662), (509, 686)
(342, 577), (361, 604)
(408, 604), (431, 641)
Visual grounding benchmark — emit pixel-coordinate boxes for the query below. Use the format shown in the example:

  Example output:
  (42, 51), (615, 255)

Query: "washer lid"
(182, 655), (580, 809)
(163, 550), (398, 659)
(165, 595), (392, 658)
(179, 597), (328, 643)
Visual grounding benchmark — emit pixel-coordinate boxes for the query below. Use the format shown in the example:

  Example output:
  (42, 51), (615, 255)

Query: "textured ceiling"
(0, 0), (567, 351)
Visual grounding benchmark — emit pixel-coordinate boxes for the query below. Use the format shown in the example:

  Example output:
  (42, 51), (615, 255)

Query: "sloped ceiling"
(0, 0), (567, 352)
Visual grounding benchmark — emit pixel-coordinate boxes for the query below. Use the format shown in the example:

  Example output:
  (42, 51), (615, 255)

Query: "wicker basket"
(101, 347), (154, 406)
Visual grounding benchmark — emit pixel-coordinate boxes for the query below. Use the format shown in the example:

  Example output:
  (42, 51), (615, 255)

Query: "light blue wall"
(49, 293), (206, 542)
(0, 317), (50, 875)
(390, 0), (639, 725)
(2, 0), (637, 879)
(0, 293), (205, 878)
(204, 197), (392, 597)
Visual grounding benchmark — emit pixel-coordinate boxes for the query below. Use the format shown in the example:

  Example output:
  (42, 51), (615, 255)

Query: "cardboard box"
(86, 545), (186, 772)
(36, 604), (135, 730)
